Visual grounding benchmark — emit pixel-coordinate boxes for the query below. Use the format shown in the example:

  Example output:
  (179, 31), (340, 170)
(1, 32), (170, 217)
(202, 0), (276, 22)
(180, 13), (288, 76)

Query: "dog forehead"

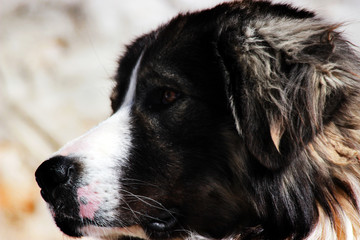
(112, 9), (233, 107)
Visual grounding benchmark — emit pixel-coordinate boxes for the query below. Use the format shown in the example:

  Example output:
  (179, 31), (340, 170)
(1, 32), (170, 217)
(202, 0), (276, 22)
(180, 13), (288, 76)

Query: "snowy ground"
(0, 0), (359, 239)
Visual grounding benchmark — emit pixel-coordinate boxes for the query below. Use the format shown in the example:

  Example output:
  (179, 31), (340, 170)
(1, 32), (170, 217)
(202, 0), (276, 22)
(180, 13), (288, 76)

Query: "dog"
(35, 0), (360, 239)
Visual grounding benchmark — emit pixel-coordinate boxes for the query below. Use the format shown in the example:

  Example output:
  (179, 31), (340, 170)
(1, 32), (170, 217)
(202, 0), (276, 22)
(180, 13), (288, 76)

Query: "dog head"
(35, 1), (360, 239)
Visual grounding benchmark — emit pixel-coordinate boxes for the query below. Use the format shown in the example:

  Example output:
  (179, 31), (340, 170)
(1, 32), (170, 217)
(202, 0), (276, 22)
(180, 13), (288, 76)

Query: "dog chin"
(80, 225), (148, 239)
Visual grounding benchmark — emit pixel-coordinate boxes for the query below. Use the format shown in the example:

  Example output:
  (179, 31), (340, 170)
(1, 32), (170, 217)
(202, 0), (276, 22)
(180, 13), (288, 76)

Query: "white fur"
(54, 52), (143, 233)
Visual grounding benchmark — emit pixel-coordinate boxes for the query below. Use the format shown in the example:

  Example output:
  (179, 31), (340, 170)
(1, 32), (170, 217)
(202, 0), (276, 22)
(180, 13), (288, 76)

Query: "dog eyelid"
(162, 89), (180, 104)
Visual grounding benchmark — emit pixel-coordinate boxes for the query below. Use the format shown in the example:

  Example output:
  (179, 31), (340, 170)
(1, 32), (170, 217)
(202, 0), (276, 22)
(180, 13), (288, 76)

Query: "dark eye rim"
(162, 89), (181, 105)
(145, 87), (183, 111)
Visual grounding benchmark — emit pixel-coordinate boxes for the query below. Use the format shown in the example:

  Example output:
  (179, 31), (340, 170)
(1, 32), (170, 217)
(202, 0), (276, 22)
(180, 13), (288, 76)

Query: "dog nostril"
(52, 162), (73, 184)
(35, 155), (76, 195)
(67, 165), (75, 179)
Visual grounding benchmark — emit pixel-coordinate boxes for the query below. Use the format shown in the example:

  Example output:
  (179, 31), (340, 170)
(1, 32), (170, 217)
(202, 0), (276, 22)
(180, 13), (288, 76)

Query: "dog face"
(35, 1), (360, 240)
(35, 7), (253, 239)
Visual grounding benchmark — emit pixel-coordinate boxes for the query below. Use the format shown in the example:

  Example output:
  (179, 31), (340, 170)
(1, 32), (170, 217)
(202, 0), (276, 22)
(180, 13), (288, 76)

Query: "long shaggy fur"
(216, 1), (360, 239)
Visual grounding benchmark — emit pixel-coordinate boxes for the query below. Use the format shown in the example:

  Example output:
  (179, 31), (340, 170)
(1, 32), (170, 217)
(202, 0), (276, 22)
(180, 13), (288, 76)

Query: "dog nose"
(35, 155), (75, 202)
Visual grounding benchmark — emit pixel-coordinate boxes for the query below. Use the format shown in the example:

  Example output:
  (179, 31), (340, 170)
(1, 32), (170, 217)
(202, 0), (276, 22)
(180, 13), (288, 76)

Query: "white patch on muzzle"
(53, 52), (143, 229)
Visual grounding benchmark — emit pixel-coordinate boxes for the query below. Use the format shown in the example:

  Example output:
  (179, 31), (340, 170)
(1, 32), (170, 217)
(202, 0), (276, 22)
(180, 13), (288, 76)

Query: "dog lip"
(143, 208), (179, 235)
(53, 214), (84, 237)
(146, 215), (178, 232)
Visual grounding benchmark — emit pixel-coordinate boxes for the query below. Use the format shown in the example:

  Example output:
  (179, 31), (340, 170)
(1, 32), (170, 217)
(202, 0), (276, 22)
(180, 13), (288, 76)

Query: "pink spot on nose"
(77, 184), (102, 220)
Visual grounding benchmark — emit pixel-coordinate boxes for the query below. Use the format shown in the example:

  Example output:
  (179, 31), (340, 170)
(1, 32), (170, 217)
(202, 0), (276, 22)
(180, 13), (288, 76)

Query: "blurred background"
(0, 0), (359, 239)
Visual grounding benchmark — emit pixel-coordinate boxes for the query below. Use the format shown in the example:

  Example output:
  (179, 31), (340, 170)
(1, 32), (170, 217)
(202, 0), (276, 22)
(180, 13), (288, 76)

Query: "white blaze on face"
(53, 52), (143, 230)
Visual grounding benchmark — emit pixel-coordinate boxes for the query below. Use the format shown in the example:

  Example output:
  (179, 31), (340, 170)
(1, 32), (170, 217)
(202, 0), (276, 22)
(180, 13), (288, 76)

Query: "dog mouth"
(45, 201), (142, 238)
(53, 213), (180, 240)
(50, 209), (147, 239)
(47, 196), (180, 240)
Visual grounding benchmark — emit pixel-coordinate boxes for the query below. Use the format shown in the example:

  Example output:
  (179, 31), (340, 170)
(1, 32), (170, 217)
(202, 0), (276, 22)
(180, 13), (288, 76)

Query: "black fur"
(36, 1), (360, 240)
(111, 1), (360, 239)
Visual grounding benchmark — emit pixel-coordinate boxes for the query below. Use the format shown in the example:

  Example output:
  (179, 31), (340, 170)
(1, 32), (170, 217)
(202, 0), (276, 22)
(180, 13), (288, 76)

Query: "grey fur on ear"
(217, 11), (358, 169)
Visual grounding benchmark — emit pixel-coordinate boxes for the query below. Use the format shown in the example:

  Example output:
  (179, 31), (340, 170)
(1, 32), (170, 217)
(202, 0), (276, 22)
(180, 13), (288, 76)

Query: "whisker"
(121, 177), (162, 189)
(120, 206), (165, 222)
(121, 196), (141, 223)
(120, 189), (172, 213)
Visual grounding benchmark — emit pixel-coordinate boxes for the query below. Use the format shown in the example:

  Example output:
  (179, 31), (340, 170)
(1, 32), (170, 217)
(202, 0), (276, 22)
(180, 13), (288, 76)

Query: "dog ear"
(216, 14), (356, 169)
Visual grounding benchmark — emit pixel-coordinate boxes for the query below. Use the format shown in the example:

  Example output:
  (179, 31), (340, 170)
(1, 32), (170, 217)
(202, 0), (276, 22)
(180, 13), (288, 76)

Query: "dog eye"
(162, 90), (179, 104)
(146, 88), (181, 111)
